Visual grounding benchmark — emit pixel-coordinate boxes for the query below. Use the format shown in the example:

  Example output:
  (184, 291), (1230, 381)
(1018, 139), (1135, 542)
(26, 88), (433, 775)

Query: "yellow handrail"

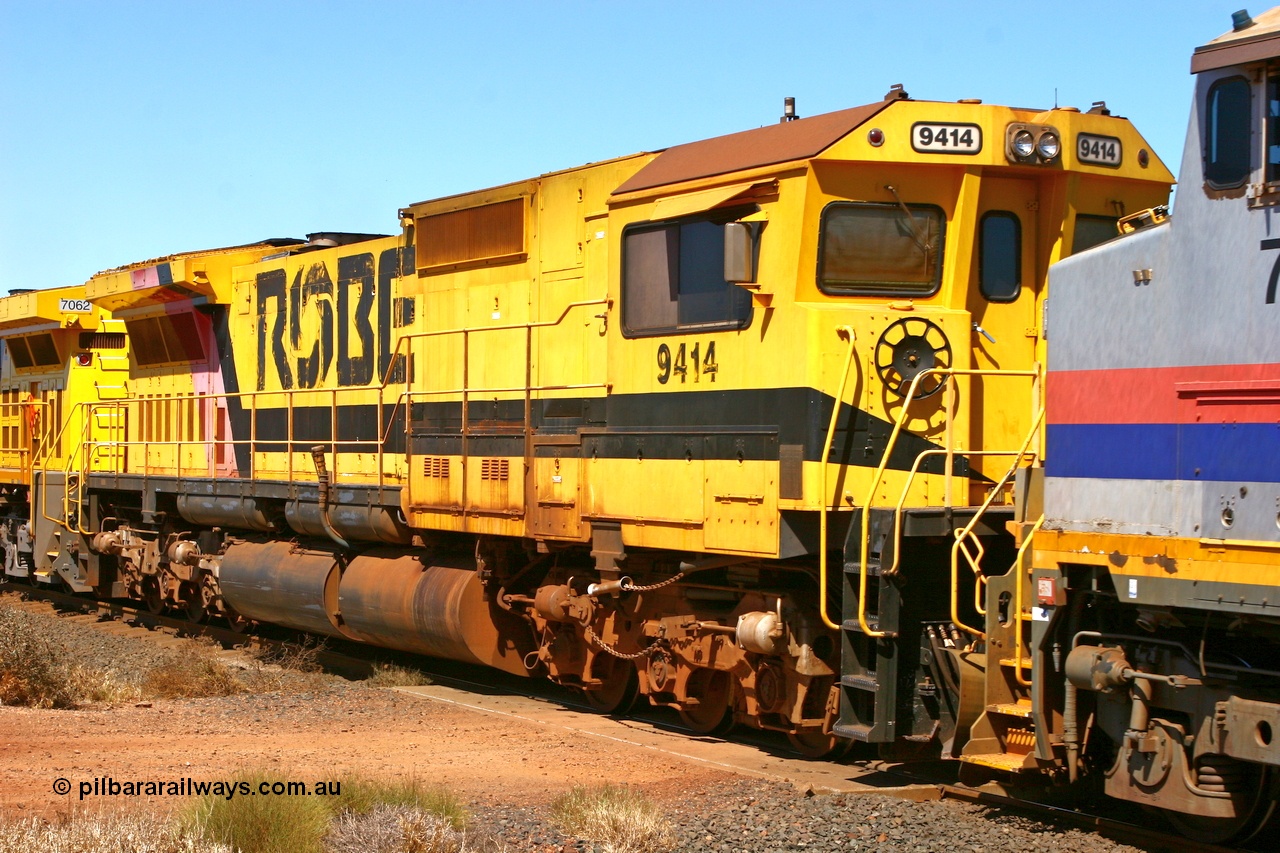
(21, 296), (611, 540)
(378, 297), (610, 386)
(855, 364), (1042, 641)
(818, 326), (857, 631)
(949, 405), (1045, 639)
(1012, 514), (1046, 687)
(884, 449), (1038, 576)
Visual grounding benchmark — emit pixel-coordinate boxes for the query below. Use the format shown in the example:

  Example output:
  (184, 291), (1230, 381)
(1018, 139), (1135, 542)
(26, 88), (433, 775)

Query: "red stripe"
(1047, 363), (1280, 425)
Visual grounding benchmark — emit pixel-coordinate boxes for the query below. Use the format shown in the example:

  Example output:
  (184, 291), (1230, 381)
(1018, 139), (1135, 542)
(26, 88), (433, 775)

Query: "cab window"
(1268, 72), (1280, 183)
(817, 202), (944, 296)
(1072, 214), (1119, 254)
(978, 211), (1020, 302)
(621, 214), (752, 337)
(1205, 76), (1251, 189)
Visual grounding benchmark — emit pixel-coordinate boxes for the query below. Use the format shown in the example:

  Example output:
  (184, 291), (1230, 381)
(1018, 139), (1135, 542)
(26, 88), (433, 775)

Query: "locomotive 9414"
(3, 24), (1222, 832)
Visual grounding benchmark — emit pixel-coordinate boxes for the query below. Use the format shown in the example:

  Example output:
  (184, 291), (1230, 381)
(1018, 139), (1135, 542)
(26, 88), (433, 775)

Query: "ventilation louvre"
(422, 456), (450, 479)
(480, 458), (510, 481)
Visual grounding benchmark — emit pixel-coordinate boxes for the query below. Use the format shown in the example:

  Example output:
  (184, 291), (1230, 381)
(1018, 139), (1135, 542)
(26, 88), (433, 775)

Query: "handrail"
(855, 368), (947, 635)
(32, 399), (95, 533)
(67, 376), (613, 486)
(885, 448), (1038, 577)
(378, 297), (610, 387)
(855, 364), (1042, 642)
(1012, 514), (1046, 687)
(948, 404), (1045, 639)
(22, 296), (610, 536)
(818, 326), (857, 631)
(65, 405), (98, 535)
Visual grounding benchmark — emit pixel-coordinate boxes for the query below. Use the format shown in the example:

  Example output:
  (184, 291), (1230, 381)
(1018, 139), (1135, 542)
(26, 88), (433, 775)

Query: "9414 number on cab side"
(657, 341), (718, 385)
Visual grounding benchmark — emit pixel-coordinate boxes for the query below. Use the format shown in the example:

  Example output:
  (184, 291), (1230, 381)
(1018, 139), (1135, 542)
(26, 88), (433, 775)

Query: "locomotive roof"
(92, 238), (304, 278)
(611, 100), (891, 196)
(1191, 6), (1280, 73)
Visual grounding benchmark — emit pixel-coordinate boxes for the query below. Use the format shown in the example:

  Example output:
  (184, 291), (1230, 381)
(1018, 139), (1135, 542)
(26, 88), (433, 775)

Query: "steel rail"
(937, 785), (1247, 853)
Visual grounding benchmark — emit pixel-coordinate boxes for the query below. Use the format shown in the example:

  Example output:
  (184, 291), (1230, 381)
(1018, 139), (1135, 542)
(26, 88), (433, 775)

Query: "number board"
(58, 298), (92, 313)
(911, 122), (982, 155)
(1077, 133), (1122, 167)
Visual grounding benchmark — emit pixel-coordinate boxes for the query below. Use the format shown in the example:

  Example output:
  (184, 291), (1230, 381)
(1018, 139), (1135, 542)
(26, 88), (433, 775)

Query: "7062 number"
(657, 341), (717, 384)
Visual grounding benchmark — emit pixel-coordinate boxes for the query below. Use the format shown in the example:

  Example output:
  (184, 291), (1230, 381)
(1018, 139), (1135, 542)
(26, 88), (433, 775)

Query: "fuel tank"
(337, 549), (534, 676)
(284, 500), (412, 544)
(176, 495), (276, 532)
(217, 540), (344, 637)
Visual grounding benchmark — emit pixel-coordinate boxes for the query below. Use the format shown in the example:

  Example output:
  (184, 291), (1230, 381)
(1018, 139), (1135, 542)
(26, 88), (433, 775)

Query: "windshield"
(817, 202), (944, 296)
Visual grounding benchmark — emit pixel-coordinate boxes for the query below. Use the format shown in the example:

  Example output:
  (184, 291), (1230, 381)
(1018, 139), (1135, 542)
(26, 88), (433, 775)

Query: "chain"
(581, 572), (686, 659)
(619, 571), (685, 593)
(584, 625), (657, 660)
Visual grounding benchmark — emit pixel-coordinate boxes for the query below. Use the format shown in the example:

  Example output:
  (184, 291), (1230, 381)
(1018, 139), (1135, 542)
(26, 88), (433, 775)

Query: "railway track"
(935, 786), (1247, 853)
(0, 578), (1259, 852)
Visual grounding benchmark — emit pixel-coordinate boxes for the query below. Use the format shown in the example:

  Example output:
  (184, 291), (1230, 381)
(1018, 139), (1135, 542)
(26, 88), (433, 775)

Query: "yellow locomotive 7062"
(2, 89), (1171, 756)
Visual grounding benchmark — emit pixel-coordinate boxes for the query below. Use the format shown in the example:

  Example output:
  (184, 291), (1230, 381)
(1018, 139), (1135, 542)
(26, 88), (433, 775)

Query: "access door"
(965, 177), (1041, 484)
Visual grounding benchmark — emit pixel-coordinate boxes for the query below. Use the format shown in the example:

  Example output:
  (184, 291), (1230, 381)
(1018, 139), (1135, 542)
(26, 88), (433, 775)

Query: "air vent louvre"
(480, 458), (509, 481)
(422, 457), (450, 478)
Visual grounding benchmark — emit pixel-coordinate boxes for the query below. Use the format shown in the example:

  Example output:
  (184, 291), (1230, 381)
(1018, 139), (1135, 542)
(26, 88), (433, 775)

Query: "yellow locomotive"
(1, 89), (1171, 759)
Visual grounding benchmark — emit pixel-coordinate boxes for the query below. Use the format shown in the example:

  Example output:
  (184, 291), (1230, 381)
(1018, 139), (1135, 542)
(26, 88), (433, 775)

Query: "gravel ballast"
(472, 778), (1147, 853)
(2, 590), (1151, 851)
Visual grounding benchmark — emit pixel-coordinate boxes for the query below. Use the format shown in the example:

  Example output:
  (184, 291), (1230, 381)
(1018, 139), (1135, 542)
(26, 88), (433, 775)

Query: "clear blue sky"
(0, 1), (1239, 290)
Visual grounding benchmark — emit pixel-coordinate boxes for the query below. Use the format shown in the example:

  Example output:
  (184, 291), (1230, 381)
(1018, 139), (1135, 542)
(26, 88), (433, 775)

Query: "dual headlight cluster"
(1006, 123), (1061, 164)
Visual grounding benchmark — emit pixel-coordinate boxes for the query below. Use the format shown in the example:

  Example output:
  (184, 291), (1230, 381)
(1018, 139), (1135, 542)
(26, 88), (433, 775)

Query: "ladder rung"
(833, 722), (874, 741)
(998, 657), (1033, 671)
(841, 674), (879, 692)
(959, 752), (1033, 772)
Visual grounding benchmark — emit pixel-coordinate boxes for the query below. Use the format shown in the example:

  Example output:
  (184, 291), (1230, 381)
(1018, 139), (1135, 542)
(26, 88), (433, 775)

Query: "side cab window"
(1204, 75), (1252, 188)
(621, 211), (753, 337)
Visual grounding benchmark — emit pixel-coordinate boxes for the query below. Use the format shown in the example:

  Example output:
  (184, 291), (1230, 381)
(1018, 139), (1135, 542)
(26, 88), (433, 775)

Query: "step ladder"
(959, 700), (1038, 771)
(833, 511), (902, 743)
(959, 518), (1042, 774)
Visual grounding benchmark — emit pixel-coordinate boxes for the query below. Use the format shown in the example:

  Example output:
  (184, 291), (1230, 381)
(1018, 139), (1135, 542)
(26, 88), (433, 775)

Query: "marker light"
(867, 128), (885, 147)
(75, 352), (92, 367)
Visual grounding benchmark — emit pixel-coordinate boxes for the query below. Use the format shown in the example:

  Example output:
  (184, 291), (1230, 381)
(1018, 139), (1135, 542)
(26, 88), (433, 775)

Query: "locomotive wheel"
(677, 669), (734, 735)
(786, 729), (849, 759)
(141, 577), (165, 615)
(180, 582), (207, 623)
(225, 608), (252, 634)
(582, 655), (639, 715)
(1160, 765), (1278, 845)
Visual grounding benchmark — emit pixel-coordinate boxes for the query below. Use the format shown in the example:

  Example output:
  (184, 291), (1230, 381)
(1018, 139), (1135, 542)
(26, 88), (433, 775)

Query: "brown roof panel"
(612, 101), (892, 196)
(1191, 7), (1280, 73)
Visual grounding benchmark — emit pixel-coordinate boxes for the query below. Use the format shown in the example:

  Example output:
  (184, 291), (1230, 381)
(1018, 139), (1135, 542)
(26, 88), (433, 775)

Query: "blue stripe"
(1047, 423), (1280, 482)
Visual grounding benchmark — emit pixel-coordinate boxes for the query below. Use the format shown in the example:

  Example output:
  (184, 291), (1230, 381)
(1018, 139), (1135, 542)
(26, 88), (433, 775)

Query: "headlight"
(1005, 123), (1063, 165)
(1012, 130), (1035, 159)
(1036, 131), (1061, 161)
